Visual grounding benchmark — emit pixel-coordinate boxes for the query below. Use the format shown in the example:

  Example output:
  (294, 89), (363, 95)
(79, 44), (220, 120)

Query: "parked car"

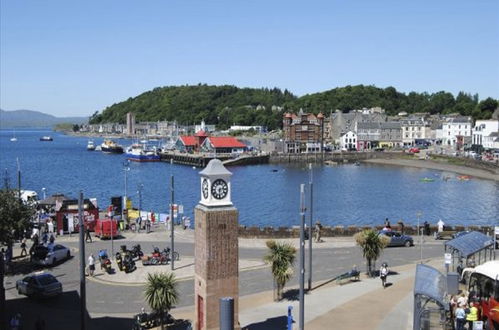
(16, 273), (62, 298)
(378, 230), (414, 247)
(32, 243), (71, 266)
(408, 147), (420, 153)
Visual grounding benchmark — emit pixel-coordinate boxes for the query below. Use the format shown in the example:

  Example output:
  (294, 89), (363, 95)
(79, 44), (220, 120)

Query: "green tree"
(0, 189), (36, 246)
(263, 240), (297, 301)
(144, 272), (179, 329)
(354, 229), (390, 277)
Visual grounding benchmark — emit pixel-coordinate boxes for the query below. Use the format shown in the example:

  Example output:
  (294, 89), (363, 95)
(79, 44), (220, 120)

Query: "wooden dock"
(159, 152), (269, 167)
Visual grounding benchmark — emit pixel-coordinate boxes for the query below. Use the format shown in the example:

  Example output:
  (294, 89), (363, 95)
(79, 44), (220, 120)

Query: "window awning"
(444, 231), (494, 258)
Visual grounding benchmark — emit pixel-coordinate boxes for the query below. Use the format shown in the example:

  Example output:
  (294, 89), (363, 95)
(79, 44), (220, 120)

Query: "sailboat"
(10, 130), (17, 142)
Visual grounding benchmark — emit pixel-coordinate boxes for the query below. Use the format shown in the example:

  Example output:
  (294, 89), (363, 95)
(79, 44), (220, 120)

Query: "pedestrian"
(42, 232), (48, 245)
(137, 216), (142, 233)
(380, 262), (388, 288)
(146, 219), (150, 233)
(315, 221), (323, 243)
(88, 254), (95, 276)
(85, 224), (92, 243)
(49, 234), (55, 244)
(455, 303), (466, 330)
(384, 218), (390, 227)
(182, 216), (187, 230)
(465, 301), (479, 329)
(437, 219), (445, 233)
(397, 220), (405, 235)
(424, 221), (430, 236)
(20, 238), (27, 257)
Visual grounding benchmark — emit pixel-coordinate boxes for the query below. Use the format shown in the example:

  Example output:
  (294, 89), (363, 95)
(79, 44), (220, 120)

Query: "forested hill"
(90, 84), (296, 130)
(89, 84), (498, 130)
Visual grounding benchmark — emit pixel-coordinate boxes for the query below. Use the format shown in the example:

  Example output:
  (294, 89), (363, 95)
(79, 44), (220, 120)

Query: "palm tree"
(354, 229), (389, 277)
(144, 272), (179, 329)
(263, 240), (297, 301)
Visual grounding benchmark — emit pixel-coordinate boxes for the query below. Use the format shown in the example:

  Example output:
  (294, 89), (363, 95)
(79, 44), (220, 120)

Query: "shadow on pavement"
(282, 288), (299, 301)
(243, 315), (288, 330)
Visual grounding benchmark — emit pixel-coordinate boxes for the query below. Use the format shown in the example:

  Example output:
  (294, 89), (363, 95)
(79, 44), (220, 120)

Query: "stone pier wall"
(238, 224), (494, 238)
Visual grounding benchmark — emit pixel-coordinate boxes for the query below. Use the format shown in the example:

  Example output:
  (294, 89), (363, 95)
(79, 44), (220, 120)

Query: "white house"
(472, 120), (499, 150)
(441, 117), (472, 148)
(340, 131), (357, 150)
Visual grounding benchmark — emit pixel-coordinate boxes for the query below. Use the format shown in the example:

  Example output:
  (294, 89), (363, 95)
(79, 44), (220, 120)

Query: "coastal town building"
(357, 122), (381, 150)
(327, 108), (386, 145)
(283, 110), (324, 153)
(176, 130), (209, 153)
(400, 115), (431, 146)
(379, 122), (403, 148)
(472, 120), (499, 150)
(200, 136), (247, 154)
(441, 116), (472, 149)
(339, 131), (357, 150)
(195, 120), (216, 134)
(126, 112), (136, 135)
(229, 125), (266, 133)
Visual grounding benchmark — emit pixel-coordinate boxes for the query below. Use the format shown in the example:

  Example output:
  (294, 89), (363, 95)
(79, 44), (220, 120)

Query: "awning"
(444, 231), (494, 258)
(414, 264), (447, 307)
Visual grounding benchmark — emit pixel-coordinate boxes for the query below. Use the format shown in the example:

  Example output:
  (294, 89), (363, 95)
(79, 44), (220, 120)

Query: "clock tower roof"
(199, 159), (232, 177)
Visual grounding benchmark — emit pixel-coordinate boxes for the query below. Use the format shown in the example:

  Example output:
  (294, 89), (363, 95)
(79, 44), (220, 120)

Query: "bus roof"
(473, 260), (499, 279)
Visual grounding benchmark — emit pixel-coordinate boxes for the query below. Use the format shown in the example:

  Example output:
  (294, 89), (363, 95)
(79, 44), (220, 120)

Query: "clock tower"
(195, 159), (240, 330)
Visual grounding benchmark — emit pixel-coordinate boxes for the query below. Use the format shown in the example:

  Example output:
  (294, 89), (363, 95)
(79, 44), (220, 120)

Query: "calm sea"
(1, 129), (498, 227)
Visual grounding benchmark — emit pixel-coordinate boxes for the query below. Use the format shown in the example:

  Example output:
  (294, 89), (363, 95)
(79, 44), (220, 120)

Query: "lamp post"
(123, 160), (130, 223)
(417, 211), (423, 263)
(137, 183), (143, 212)
(170, 159), (175, 271)
(299, 184), (306, 330)
(308, 163), (313, 291)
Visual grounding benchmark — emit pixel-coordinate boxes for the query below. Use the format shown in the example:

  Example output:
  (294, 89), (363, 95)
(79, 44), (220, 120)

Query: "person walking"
(87, 254), (95, 276)
(20, 238), (27, 257)
(315, 221), (323, 243)
(85, 224), (92, 243)
(454, 303), (466, 330)
(437, 219), (445, 233)
(380, 262), (389, 288)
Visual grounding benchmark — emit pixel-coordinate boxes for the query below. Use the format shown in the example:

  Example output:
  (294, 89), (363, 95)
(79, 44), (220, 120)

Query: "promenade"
(4, 226), (447, 329)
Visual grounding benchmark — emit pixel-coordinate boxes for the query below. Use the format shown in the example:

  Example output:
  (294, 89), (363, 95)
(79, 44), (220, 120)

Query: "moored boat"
(40, 136), (53, 141)
(125, 143), (160, 162)
(419, 177), (435, 182)
(87, 140), (95, 151)
(101, 139), (124, 154)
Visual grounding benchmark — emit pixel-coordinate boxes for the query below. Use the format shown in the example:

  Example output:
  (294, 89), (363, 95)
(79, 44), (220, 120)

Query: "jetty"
(159, 151), (269, 167)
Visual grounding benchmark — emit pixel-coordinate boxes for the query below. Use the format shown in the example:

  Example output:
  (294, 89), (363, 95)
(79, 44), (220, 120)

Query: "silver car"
(32, 243), (71, 266)
(16, 273), (62, 298)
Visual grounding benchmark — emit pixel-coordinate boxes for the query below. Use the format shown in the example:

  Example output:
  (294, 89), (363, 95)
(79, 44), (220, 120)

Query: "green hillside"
(89, 84), (498, 130)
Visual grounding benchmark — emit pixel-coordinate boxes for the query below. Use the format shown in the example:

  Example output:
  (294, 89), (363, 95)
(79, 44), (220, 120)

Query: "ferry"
(40, 136), (53, 141)
(125, 143), (160, 162)
(101, 139), (124, 154)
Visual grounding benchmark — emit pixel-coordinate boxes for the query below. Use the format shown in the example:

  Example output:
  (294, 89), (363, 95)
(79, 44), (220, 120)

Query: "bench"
(335, 270), (360, 284)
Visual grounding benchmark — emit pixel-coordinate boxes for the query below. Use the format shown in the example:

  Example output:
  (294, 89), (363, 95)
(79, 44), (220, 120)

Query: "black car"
(16, 273), (62, 298)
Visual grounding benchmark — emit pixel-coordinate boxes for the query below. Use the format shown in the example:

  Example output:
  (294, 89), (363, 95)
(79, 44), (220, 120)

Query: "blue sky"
(1, 0), (498, 117)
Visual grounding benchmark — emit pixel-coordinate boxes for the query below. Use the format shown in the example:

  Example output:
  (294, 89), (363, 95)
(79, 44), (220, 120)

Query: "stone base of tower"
(194, 205), (240, 330)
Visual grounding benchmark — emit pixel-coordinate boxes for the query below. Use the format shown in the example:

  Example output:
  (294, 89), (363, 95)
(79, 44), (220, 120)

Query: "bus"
(468, 260), (499, 329)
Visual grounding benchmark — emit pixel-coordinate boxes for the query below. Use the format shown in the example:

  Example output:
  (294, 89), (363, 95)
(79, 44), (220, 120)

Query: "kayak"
(420, 177), (435, 182)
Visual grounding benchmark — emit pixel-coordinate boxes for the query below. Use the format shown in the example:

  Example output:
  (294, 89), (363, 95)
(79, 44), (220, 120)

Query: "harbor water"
(1, 129), (498, 227)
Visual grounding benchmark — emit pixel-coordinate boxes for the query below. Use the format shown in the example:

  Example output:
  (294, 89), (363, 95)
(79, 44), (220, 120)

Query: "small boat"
(354, 161), (360, 166)
(40, 136), (53, 141)
(125, 143), (160, 162)
(420, 177), (435, 183)
(87, 140), (95, 151)
(101, 139), (124, 153)
(457, 175), (471, 181)
(10, 130), (17, 142)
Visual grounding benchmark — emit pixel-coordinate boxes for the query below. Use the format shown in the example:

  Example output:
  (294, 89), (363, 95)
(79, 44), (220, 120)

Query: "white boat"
(87, 140), (95, 151)
(40, 136), (53, 141)
(10, 130), (17, 142)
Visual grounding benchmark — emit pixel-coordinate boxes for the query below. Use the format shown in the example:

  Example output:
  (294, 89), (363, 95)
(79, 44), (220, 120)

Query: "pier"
(159, 151), (269, 167)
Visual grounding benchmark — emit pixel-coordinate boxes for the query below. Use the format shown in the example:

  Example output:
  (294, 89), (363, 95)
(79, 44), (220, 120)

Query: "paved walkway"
(168, 258), (443, 330)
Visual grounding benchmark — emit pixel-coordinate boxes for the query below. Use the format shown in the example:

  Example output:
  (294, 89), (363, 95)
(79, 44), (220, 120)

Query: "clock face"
(202, 178), (209, 199)
(211, 179), (228, 200)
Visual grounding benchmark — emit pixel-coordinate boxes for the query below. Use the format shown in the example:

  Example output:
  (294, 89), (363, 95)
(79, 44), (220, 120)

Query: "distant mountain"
(0, 109), (88, 128)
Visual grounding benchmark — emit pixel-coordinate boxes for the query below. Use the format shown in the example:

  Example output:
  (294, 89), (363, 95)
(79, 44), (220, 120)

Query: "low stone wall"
(238, 224), (494, 238)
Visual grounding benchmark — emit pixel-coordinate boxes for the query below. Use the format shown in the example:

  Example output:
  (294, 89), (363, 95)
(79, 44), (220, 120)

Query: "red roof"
(208, 137), (246, 148)
(195, 130), (208, 137)
(180, 136), (197, 146)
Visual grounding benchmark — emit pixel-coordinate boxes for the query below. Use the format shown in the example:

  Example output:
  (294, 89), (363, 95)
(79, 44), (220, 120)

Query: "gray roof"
(414, 264), (447, 307)
(381, 122), (401, 129)
(445, 231), (494, 258)
(357, 122), (381, 129)
(489, 132), (498, 137)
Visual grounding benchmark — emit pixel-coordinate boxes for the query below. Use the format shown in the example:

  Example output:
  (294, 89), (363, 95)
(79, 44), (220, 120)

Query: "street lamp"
(123, 160), (130, 221)
(417, 211), (423, 263)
